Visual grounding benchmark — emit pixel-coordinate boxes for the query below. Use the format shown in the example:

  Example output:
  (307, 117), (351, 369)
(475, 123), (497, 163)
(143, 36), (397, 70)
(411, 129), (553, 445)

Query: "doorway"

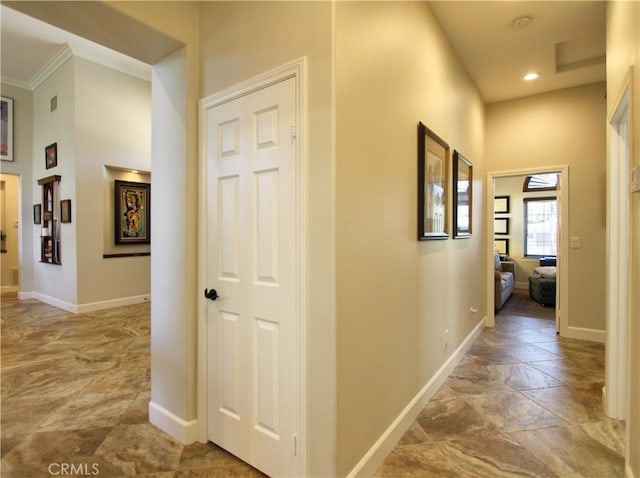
(486, 166), (568, 334)
(0, 174), (20, 294)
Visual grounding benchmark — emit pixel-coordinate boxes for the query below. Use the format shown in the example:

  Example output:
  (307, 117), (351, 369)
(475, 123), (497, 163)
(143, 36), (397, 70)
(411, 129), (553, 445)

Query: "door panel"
(206, 77), (297, 477)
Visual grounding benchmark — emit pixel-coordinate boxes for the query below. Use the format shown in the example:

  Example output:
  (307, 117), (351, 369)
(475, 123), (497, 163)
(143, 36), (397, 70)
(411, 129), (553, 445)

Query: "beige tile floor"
(1, 290), (625, 477)
(376, 290), (625, 478)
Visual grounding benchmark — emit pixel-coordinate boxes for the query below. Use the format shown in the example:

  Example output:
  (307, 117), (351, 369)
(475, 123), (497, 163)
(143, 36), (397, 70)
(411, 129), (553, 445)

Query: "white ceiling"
(429, 1), (606, 103)
(0, 5), (150, 90)
(1, 2), (606, 102)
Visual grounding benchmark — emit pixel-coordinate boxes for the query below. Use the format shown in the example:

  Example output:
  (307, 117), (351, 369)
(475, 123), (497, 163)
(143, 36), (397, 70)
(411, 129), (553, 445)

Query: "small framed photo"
(1, 96), (14, 162)
(494, 195), (510, 214)
(452, 150), (472, 238)
(494, 238), (509, 256)
(114, 180), (151, 244)
(60, 199), (72, 223)
(45, 143), (58, 169)
(494, 217), (509, 235)
(33, 204), (42, 224)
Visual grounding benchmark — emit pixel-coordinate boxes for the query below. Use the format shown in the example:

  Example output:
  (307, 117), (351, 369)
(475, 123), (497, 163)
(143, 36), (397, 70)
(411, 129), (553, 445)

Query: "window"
(523, 173), (558, 192)
(524, 197), (557, 257)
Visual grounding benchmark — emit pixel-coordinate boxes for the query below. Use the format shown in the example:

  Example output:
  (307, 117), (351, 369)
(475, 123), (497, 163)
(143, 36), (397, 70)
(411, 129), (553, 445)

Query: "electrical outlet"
(443, 329), (449, 349)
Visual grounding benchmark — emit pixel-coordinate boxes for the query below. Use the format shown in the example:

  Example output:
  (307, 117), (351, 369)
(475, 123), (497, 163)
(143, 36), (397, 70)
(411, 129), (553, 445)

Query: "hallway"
(376, 290), (625, 477)
(1, 293), (625, 477)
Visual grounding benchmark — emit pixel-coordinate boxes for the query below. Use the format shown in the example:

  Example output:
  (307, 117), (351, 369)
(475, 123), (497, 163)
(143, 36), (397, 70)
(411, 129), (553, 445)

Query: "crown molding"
(28, 43), (73, 91)
(0, 76), (31, 90)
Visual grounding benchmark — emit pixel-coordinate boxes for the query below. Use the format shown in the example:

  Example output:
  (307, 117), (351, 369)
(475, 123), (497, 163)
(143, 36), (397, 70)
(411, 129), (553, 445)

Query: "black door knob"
(204, 288), (219, 301)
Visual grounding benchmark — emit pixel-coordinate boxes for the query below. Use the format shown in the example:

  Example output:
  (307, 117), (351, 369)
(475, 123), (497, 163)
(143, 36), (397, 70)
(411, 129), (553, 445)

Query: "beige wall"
(486, 83), (607, 334)
(606, 1), (640, 475)
(198, 2), (337, 475)
(335, 2), (485, 474)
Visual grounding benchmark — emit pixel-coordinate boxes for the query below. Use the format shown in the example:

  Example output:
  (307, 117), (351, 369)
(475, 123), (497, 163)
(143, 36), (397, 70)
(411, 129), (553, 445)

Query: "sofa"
(529, 266), (557, 306)
(494, 252), (515, 310)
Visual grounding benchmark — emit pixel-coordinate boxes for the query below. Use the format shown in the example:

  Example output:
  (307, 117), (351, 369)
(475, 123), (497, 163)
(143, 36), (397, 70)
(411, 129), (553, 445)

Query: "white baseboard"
(565, 326), (605, 343)
(14, 292), (150, 314)
(149, 400), (198, 445)
(347, 317), (487, 478)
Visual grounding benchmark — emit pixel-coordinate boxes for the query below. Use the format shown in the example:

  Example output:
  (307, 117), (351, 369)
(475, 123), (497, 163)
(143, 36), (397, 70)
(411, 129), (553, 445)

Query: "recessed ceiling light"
(512, 16), (532, 29)
(523, 72), (540, 81)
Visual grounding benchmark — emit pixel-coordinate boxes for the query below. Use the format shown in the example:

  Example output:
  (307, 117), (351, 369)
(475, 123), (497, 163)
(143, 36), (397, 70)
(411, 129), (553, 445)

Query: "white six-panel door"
(205, 77), (298, 477)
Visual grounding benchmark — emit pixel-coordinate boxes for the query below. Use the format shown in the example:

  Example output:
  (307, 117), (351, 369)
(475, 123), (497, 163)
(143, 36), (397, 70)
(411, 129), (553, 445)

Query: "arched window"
(523, 173), (558, 192)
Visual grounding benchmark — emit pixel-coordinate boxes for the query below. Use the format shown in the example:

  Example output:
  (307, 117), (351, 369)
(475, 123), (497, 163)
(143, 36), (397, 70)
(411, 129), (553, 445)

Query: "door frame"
(605, 67), (633, 420)
(485, 165), (569, 335)
(196, 58), (308, 474)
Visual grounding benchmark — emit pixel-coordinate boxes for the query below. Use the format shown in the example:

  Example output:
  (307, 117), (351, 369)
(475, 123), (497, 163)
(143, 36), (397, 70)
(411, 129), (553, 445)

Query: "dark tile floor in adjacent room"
(376, 289), (625, 477)
(2, 290), (625, 477)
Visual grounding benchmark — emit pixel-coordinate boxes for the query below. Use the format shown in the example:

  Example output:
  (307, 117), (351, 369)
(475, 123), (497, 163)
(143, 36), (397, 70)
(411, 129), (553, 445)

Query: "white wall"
(32, 58), (77, 305)
(74, 57), (151, 306)
(486, 83), (607, 334)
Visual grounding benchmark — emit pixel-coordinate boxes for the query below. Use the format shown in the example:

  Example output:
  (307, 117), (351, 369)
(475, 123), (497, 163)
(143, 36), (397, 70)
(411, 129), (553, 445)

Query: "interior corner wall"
(198, 2), (336, 475)
(486, 83), (607, 334)
(606, 1), (640, 475)
(0, 83), (34, 295)
(335, 2), (485, 475)
(32, 58), (78, 306)
(74, 57), (151, 306)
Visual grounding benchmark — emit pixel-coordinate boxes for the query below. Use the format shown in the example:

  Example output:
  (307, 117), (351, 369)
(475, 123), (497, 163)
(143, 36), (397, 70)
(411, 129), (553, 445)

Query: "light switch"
(570, 236), (581, 248)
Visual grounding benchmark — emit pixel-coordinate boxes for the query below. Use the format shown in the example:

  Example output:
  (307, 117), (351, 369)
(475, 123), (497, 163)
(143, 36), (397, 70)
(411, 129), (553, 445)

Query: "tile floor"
(375, 290), (625, 477)
(1, 291), (625, 477)
(1, 295), (264, 478)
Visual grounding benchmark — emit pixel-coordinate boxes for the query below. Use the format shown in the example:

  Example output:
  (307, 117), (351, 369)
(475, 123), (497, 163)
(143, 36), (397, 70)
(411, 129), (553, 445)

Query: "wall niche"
(38, 175), (61, 264)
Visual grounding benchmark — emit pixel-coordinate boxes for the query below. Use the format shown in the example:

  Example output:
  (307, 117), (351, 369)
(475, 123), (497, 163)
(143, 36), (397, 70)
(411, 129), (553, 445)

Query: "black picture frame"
(494, 195), (510, 214)
(418, 122), (449, 240)
(494, 217), (509, 235)
(60, 199), (72, 223)
(1, 96), (14, 162)
(114, 180), (150, 244)
(33, 204), (42, 224)
(494, 238), (510, 256)
(45, 143), (58, 169)
(452, 150), (472, 238)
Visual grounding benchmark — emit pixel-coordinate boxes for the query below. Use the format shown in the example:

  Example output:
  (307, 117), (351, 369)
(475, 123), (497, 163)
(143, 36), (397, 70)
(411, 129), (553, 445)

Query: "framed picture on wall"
(1, 96), (14, 162)
(418, 121), (449, 240)
(114, 180), (150, 244)
(452, 150), (472, 238)
(494, 195), (510, 214)
(494, 217), (509, 235)
(60, 199), (72, 223)
(33, 204), (42, 225)
(45, 143), (58, 169)
(494, 238), (509, 256)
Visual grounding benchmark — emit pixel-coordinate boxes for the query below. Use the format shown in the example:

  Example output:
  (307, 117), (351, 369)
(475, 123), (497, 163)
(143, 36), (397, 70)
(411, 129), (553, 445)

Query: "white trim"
(605, 66), (634, 421)
(566, 326), (605, 343)
(15, 292), (150, 314)
(347, 317), (486, 478)
(197, 58), (308, 476)
(29, 44), (73, 90)
(486, 165), (568, 334)
(148, 401), (198, 445)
